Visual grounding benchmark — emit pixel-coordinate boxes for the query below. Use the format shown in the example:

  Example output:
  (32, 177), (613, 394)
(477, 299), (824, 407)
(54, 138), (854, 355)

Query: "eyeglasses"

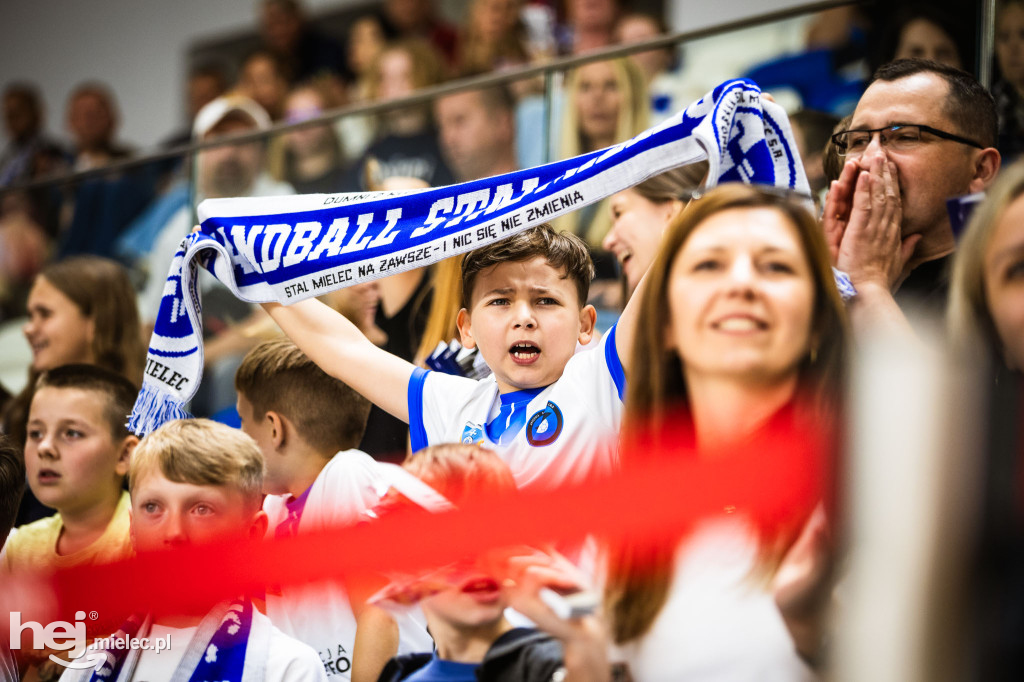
(830, 124), (984, 157)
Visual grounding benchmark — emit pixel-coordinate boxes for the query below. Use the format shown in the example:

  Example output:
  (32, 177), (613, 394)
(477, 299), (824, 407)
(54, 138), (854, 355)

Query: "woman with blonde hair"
(602, 164), (706, 302)
(606, 183), (846, 678)
(554, 58), (648, 245)
(948, 158), (1024, 369)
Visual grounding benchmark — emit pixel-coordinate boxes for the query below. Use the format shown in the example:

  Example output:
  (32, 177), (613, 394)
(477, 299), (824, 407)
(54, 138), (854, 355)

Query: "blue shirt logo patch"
(526, 401), (563, 447)
(461, 423), (485, 444)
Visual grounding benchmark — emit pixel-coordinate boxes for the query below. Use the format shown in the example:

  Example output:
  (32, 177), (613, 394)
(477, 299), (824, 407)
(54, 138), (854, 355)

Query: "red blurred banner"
(2, 419), (828, 630)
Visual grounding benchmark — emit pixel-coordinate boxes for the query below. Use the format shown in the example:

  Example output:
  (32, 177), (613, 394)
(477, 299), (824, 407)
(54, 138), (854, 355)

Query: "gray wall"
(0, 0), (360, 151)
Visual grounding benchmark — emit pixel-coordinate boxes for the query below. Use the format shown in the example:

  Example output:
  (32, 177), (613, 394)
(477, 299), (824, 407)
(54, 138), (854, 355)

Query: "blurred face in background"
(261, 1), (303, 53)
(984, 193), (1024, 369)
(239, 54), (289, 120)
(569, 0), (618, 32)
(575, 61), (622, 149)
(435, 90), (512, 181)
(3, 92), (39, 142)
(187, 73), (226, 120)
(385, 0), (431, 33)
(471, 0), (521, 43)
(283, 88), (331, 158)
(67, 91), (115, 151)
(997, 3), (1024, 90)
(377, 49), (416, 101)
(23, 276), (95, 371)
(615, 14), (670, 82)
(894, 18), (961, 69)
(198, 114), (262, 198)
(349, 16), (386, 78)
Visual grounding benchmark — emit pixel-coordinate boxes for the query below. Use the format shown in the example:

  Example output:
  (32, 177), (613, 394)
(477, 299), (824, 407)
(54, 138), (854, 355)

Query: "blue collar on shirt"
(486, 386), (545, 446)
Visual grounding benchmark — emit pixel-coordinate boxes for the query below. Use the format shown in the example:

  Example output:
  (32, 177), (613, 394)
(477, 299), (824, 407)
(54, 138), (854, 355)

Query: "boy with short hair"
(373, 443), (608, 682)
(235, 338), (430, 679)
(263, 224), (638, 492)
(2, 365), (138, 574)
(2, 365), (139, 677)
(59, 418), (326, 682)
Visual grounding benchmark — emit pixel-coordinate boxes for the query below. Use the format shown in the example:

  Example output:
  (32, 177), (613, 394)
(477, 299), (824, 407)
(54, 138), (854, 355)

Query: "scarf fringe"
(128, 383), (192, 437)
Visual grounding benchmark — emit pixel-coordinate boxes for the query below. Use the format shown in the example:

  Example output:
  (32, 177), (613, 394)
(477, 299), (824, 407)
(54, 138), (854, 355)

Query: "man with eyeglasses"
(823, 58), (1001, 332)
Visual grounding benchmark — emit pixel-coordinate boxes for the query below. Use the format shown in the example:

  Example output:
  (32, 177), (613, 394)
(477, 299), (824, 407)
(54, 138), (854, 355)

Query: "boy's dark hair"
(460, 224), (595, 309)
(0, 436), (25, 544)
(870, 58), (997, 149)
(34, 364), (138, 440)
(235, 339), (371, 454)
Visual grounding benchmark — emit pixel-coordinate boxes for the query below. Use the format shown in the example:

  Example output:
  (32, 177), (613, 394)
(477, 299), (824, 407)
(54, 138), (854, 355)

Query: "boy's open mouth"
(509, 342), (541, 365)
(461, 577), (502, 602)
(37, 468), (60, 484)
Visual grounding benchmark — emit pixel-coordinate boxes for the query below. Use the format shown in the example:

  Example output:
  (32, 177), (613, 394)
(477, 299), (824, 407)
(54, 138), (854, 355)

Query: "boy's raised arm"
(612, 273), (647, 379)
(262, 298), (414, 422)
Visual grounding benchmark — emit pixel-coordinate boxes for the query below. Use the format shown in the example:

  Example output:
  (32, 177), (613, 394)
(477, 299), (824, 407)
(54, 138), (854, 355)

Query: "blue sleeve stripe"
(605, 324), (626, 401)
(408, 367), (430, 453)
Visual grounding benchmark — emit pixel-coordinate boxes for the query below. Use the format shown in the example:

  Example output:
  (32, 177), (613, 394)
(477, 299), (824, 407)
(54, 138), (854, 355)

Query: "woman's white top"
(616, 516), (816, 682)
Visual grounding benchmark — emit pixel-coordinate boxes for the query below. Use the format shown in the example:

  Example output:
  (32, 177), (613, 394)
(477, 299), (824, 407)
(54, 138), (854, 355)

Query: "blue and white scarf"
(85, 600), (261, 682)
(129, 78), (809, 436)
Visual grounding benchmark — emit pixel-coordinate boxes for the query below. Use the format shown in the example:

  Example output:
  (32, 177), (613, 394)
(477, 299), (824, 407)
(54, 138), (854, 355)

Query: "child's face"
(457, 256), (596, 393)
(130, 473), (267, 553)
(422, 571), (508, 630)
(23, 276), (95, 372)
(25, 387), (132, 515)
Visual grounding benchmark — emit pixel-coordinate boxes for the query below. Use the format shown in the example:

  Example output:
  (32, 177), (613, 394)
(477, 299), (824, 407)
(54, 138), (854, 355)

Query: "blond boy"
(59, 419), (326, 682)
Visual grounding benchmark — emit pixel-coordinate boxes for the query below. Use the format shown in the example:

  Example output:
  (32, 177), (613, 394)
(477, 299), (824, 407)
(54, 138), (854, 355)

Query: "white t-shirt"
(59, 608), (325, 682)
(262, 451), (432, 679)
(615, 517), (816, 682)
(408, 325), (625, 491)
(130, 624), (193, 681)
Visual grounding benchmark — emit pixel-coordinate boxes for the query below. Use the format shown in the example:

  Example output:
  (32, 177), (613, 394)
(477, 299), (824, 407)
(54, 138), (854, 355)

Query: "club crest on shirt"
(526, 401), (563, 446)
(461, 423), (485, 444)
